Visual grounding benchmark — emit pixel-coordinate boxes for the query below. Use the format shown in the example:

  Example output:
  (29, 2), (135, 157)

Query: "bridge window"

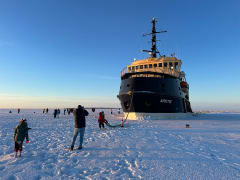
(169, 62), (173, 69)
(175, 62), (178, 69)
(144, 64), (148, 69)
(154, 64), (157, 68)
(158, 63), (162, 67)
(136, 66), (139, 70)
(128, 67), (131, 71)
(164, 63), (167, 68)
(149, 64), (153, 68)
(132, 66), (135, 70)
(140, 65), (143, 69)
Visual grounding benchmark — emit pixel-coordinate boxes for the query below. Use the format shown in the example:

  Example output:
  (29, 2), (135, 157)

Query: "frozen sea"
(0, 109), (240, 180)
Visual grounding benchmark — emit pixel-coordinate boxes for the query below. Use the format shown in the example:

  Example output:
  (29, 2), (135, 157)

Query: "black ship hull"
(118, 73), (192, 113)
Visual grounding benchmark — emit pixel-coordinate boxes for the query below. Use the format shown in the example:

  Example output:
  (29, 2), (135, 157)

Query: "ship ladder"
(105, 90), (134, 128)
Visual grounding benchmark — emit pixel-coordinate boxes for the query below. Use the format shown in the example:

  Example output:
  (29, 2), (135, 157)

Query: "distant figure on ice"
(57, 109), (60, 118)
(69, 105), (89, 151)
(46, 108), (49, 114)
(64, 109), (66, 115)
(53, 109), (57, 118)
(14, 118), (30, 158)
(67, 108), (70, 115)
(118, 108), (120, 114)
(9, 110), (12, 113)
(110, 109), (113, 114)
(17, 108), (20, 114)
(98, 111), (106, 129)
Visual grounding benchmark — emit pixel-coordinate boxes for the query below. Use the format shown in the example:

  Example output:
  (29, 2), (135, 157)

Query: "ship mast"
(143, 18), (167, 58)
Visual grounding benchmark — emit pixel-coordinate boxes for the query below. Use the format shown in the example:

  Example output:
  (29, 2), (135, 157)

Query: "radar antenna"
(142, 18), (167, 58)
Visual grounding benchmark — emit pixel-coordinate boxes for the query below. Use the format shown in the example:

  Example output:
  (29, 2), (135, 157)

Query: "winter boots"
(14, 150), (22, 158)
(69, 146), (83, 151)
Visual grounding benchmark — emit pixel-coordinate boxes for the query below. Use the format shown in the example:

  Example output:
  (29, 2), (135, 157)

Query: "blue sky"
(0, 0), (239, 110)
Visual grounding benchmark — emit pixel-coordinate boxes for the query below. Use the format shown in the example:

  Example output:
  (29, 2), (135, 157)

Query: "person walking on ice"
(53, 109), (56, 118)
(69, 105), (89, 151)
(13, 118), (30, 157)
(98, 111), (106, 129)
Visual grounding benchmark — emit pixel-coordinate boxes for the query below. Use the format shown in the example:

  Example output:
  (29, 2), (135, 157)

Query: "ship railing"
(120, 67), (128, 77)
(120, 67), (180, 78)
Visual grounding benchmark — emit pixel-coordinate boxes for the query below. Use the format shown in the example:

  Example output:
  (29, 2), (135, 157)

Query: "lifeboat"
(180, 81), (189, 89)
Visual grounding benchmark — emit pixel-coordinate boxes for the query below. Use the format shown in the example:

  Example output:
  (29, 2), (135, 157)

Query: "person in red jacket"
(98, 111), (106, 129)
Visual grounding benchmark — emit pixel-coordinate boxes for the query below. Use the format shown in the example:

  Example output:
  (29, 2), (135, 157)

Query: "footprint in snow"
(0, 166), (5, 171)
(186, 151), (194, 155)
(33, 175), (41, 180)
(71, 157), (78, 163)
(5, 174), (19, 180)
(217, 157), (226, 161)
(233, 163), (240, 166)
(83, 152), (90, 157)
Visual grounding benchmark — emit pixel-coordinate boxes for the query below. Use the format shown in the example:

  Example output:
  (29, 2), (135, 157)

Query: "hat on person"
(78, 105), (83, 109)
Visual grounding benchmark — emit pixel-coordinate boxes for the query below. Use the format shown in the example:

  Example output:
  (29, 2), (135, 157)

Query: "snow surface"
(0, 109), (240, 180)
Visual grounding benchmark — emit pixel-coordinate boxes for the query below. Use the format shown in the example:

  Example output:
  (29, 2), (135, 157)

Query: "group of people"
(65, 108), (74, 115)
(13, 105), (112, 156)
(53, 109), (61, 118)
(110, 108), (121, 114)
(42, 108), (49, 114)
(9, 109), (21, 114)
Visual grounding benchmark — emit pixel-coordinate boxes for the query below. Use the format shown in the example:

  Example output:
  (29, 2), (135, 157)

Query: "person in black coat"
(69, 105), (89, 151)
(53, 109), (57, 118)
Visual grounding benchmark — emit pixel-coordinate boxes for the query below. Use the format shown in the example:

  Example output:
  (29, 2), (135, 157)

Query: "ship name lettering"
(160, 99), (173, 104)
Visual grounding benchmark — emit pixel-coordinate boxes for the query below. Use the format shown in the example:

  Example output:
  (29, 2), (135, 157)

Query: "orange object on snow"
(121, 118), (124, 127)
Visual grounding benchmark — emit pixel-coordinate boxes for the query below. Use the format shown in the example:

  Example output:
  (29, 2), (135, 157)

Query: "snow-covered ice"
(0, 109), (240, 179)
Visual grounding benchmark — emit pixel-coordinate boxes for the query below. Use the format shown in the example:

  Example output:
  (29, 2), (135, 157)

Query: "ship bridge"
(120, 56), (182, 78)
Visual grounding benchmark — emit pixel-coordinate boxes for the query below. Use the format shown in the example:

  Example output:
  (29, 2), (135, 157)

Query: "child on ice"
(98, 111), (107, 129)
(14, 118), (29, 157)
